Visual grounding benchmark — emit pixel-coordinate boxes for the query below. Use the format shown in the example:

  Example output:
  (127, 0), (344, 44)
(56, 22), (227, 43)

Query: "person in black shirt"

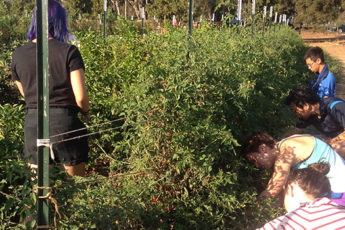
(286, 86), (345, 158)
(11, 0), (89, 176)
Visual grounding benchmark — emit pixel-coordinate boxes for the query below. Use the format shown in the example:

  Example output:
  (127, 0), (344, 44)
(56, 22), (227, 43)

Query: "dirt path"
(300, 31), (345, 100)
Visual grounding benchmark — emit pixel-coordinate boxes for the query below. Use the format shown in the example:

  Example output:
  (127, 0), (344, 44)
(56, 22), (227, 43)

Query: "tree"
(0, 0), (34, 41)
(277, 0), (295, 16)
(293, 0), (344, 24)
(146, 0), (188, 21)
(111, 0), (121, 16)
(195, 0), (224, 19)
(127, 0), (141, 19)
(62, 0), (93, 20)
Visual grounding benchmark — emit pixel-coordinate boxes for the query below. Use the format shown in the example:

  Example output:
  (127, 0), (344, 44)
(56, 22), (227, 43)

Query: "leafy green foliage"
(0, 39), (25, 105)
(0, 1), (33, 44)
(0, 104), (36, 229)
(51, 25), (308, 229)
(1, 21), (310, 228)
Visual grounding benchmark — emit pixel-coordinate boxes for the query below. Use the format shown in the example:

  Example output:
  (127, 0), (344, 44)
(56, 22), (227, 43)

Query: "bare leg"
(63, 162), (86, 177)
(330, 141), (345, 159)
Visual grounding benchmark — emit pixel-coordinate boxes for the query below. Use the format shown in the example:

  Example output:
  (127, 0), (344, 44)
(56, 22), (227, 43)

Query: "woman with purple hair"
(11, 0), (89, 176)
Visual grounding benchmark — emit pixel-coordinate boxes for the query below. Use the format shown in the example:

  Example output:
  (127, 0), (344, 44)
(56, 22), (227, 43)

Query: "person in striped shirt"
(257, 163), (345, 229)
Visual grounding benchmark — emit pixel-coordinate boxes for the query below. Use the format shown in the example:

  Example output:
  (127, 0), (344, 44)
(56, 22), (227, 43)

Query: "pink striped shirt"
(257, 198), (345, 230)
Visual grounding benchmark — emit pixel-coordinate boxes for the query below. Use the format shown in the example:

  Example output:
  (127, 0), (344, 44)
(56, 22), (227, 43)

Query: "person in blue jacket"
(286, 86), (345, 157)
(304, 46), (336, 99)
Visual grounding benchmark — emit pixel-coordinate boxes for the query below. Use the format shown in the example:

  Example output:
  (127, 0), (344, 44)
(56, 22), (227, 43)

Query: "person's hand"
(258, 189), (275, 198)
(80, 109), (90, 124)
(83, 113), (90, 124)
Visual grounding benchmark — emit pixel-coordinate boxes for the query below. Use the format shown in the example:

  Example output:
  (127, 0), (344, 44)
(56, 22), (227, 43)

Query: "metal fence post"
(36, 0), (50, 228)
(262, 6), (266, 35)
(252, 0), (255, 36)
(269, 6), (273, 32)
(189, 0), (193, 35)
(98, 14), (102, 33)
(104, 0), (107, 38)
(274, 12), (277, 32)
(141, 0), (145, 36)
(237, 0), (242, 26)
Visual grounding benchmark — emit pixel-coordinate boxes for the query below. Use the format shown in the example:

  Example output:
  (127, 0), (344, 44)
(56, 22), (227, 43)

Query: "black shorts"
(22, 107), (89, 166)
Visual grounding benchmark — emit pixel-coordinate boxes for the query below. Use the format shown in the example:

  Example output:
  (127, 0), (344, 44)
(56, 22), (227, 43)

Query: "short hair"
(27, 0), (72, 43)
(304, 46), (325, 63)
(287, 163), (330, 199)
(242, 132), (275, 157)
(285, 85), (320, 108)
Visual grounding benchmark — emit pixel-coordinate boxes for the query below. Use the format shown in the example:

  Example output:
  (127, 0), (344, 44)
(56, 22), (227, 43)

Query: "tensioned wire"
(49, 117), (127, 139)
(45, 116), (145, 160)
(50, 119), (145, 145)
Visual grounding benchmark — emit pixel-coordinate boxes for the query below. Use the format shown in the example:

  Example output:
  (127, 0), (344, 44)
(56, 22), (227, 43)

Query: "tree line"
(3, 0), (345, 27)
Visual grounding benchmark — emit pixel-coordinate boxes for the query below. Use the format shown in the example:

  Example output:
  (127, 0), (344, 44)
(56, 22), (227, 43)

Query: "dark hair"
(304, 46), (325, 63)
(27, 0), (72, 43)
(285, 85), (320, 108)
(243, 132), (275, 157)
(287, 163), (330, 198)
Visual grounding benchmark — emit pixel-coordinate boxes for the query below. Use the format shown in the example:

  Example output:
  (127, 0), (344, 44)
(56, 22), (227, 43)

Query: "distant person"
(231, 16), (238, 25)
(243, 132), (345, 206)
(304, 46), (335, 99)
(286, 85), (345, 157)
(257, 163), (345, 229)
(11, 0), (89, 176)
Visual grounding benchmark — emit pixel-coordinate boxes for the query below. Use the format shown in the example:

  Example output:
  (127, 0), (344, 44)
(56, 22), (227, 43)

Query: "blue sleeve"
(318, 72), (336, 98)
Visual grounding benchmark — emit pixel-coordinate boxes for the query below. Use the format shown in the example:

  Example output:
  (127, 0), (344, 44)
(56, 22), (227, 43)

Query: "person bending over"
(243, 132), (345, 206)
(11, 0), (89, 176)
(257, 163), (345, 229)
(286, 85), (345, 157)
(304, 46), (336, 99)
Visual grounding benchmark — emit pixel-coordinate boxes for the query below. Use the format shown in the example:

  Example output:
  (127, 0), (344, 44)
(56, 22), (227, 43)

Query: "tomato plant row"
(1, 24), (311, 229)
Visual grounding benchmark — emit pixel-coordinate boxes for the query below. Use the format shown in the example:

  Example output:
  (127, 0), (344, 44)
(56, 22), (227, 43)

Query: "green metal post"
(189, 0), (193, 36)
(141, 0), (145, 36)
(36, 0), (50, 228)
(141, 0), (146, 36)
(278, 14), (281, 30)
(237, 0), (242, 26)
(252, 14), (255, 35)
(98, 14), (102, 33)
(262, 6), (266, 36)
(141, 6), (144, 36)
(268, 6), (272, 32)
(251, 0), (255, 36)
(274, 12), (277, 33)
(104, 0), (107, 38)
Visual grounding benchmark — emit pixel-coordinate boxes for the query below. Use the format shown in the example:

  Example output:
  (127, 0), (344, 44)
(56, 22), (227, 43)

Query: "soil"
(300, 30), (345, 100)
